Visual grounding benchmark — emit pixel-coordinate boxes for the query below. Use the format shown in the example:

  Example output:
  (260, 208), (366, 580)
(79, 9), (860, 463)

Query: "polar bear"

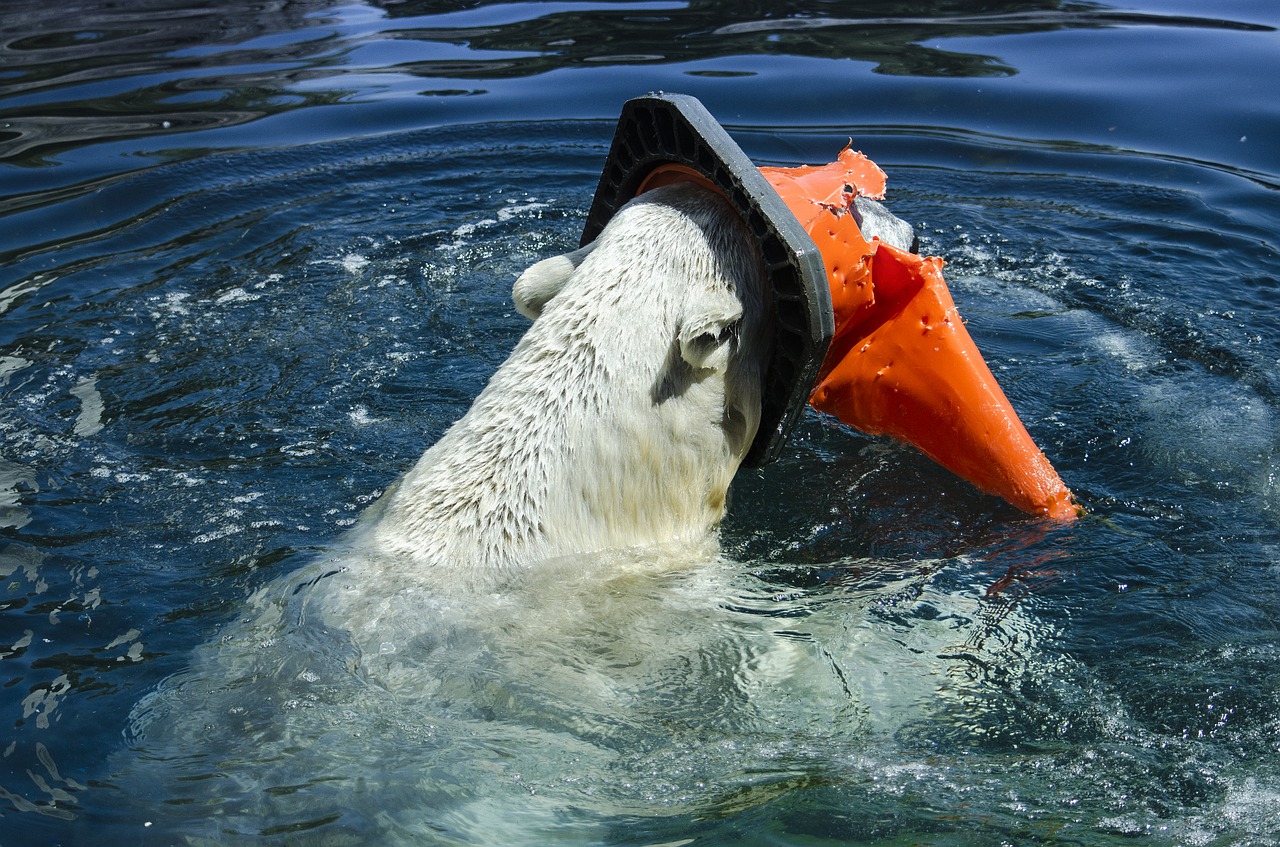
(347, 181), (772, 593)
(111, 182), (1080, 846)
(115, 182), (810, 842)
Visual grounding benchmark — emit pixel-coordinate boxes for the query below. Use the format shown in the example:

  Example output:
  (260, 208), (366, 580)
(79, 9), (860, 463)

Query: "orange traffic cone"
(761, 150), (1078, 520)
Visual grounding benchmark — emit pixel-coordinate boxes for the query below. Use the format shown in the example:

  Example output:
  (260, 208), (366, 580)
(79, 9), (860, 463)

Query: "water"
(2, 1), (1279, 844)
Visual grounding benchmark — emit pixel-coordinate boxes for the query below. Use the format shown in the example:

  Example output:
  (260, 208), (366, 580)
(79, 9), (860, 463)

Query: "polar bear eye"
(694, 320), (739, 351)
(713, 321), (740, 346)
(680, 318), (741, 371)
(679, 293), (744, 371)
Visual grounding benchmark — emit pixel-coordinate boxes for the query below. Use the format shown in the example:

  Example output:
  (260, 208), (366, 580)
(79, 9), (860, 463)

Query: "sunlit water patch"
(2, 114), (1279, 846)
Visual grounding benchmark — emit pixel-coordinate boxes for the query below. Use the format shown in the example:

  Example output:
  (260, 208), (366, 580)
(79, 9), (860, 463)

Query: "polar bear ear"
(512, 243), (596, 320)
(678, 295), (744, 372)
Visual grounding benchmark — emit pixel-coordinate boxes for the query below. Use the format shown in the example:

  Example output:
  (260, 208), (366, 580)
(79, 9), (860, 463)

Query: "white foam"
(341, 253), (370, 273)
(451, 199), (551, 241)
(1168, 775), (1280, 845)
(215, 287), (260, 304)
(192, 524), (244, 544)
(1093, 326), (1162, 372)
(348, 404), (379, 426)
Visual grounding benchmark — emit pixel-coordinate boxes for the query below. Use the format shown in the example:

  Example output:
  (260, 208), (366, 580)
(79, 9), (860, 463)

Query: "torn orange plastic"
(760, 149), (1078, 521)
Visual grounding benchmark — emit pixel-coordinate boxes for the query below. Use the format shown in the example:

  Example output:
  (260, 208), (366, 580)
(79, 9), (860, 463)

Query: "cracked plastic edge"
(582, 93), (833, 467)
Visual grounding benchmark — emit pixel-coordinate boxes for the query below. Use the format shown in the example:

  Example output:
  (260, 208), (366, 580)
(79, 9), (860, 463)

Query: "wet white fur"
(119, 185), (787, 841)
(353, 183), (771, 591)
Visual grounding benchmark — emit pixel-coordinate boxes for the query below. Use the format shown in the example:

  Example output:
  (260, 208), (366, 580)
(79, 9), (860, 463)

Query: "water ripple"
(1, 1), (1279, 843)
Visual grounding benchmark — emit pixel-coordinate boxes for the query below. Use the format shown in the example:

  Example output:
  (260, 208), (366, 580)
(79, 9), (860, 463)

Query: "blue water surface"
(2, 1), (1279, 845)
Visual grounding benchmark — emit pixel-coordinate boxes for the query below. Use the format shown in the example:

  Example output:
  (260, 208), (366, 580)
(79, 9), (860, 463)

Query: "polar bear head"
(371, 183), (772, 588)
(512, 182), (771, 458)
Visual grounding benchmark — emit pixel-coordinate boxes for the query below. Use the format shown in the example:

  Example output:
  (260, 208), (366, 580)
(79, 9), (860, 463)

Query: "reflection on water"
(0, 0), (344, 165)
(3, 0), (1275, 174)
(2, 0), (1279, 844)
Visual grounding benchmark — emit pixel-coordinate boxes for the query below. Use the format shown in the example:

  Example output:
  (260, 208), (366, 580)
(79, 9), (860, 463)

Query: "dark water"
(2, 1), (1279, 845)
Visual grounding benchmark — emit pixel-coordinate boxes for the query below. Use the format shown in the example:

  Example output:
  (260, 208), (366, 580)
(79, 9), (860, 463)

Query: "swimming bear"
(113, 183), (864, 845)
(348, 181), (772, 595)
